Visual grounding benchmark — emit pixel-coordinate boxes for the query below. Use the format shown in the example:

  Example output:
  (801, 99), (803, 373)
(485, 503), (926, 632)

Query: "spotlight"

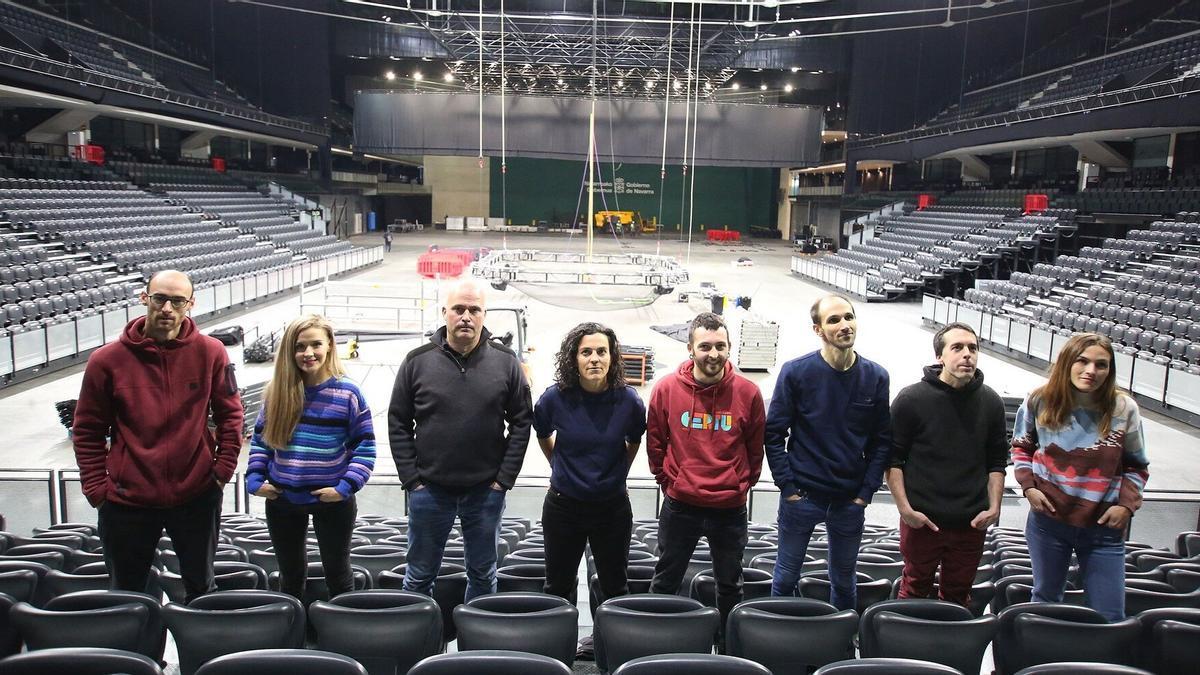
(673, 80), (681, 90)
(731, 83), (740, 90)
(790, 67), (799, 73)
(384, 70), (395, 81)
(413, 71), (423, 81)
(784, 84), (793, 93)
(760, 84), (768, 91)
(444, 73), (454, 82)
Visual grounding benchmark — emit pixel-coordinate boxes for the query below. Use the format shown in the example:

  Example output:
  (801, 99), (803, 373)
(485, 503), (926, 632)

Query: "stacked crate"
(621, 345), (656, 385)
(736, 317), (779, 371)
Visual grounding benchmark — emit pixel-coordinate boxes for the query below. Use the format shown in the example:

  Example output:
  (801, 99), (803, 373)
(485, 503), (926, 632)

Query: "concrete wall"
(425, 155), (491, 222)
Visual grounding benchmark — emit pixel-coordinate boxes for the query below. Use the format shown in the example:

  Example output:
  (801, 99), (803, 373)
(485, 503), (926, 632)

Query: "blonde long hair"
(261, 315), (345, 449)
(1033, 332), (1119, 436)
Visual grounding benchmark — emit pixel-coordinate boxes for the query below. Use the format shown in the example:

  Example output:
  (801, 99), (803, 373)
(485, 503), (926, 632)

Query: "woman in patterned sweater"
(1011, 332), (1149, 621)
(246, 315), (376, 600)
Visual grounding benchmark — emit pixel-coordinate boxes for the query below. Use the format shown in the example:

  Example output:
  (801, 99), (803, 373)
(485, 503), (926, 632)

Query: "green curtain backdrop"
(489, 157), (777, 232)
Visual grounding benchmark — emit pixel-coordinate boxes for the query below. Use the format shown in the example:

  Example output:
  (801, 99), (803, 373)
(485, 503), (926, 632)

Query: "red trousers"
(897, 521), (985, 607)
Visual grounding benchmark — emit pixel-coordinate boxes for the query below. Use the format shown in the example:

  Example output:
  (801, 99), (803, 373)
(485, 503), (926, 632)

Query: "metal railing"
(3, 469), (1193, 551)
(850, 75), (1200, 151)
(0, 47), (327, 137)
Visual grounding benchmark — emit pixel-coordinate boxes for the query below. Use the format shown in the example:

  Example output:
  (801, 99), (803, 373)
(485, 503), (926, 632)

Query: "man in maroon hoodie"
(73, 270), (243, 602)
(647, 312), (765, 628)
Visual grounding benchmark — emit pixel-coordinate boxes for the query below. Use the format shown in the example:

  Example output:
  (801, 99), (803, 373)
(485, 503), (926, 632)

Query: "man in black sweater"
(886, 322), (1007, 606)
(389, 279), (533, 601)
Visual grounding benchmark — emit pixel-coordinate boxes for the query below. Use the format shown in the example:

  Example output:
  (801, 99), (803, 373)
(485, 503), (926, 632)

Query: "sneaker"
(575, 634), (595, 661)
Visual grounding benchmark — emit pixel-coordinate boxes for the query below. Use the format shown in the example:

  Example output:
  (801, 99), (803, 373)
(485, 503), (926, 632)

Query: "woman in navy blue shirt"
(535, 322), (646, 615)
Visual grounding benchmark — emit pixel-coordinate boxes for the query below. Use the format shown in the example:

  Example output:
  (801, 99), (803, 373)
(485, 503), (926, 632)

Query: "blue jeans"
(1026, 511), (1126, 621)
(771, 494), (865, 611)
(403, 482), (506, 602)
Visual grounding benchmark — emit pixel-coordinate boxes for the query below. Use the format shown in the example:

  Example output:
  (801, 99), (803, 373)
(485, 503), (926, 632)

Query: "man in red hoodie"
(73, 270), (243, 602)
(647, 312), (765, 628)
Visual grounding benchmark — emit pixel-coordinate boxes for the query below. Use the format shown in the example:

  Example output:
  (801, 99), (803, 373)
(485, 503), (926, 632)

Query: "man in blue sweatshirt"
(765, 294), (892, 610)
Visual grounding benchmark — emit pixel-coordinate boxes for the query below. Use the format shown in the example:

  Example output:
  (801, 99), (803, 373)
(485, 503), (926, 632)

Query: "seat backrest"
(0, 646), (164, 675)
(453, 592), (578, 666)
(192, 648), (368, 675)
(10, 601), (149, 653)
(162, 602), (298, 675)
(612, 653), (771, 674)
(44, 590), (165, 661)
(812, 657), (962, 674)
(187, 591), (304, 648)
(594, 594), (720, 673)
(726, 598), (857, 673)
(309, 590), (441, 675)
(995, 603), (1122, 675)
(869, 611), (998, 675)
(407, 650), (572, 675)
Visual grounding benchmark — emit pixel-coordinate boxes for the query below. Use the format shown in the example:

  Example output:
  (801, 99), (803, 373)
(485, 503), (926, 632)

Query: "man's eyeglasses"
(148, 294), (192, 309)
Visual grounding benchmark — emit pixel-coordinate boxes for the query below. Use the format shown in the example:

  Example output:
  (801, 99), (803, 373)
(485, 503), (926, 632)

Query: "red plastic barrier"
(417, 252), (465, 278)
(706, 230), (741, 242)
(917, 194), (935, 209)
(72, 144), (105, 165)
(211, 157), (227, 173)
(1024, 193), (1048, 213)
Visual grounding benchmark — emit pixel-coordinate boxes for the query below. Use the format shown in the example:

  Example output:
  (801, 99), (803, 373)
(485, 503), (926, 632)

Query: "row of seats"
(1084, 285), (1200, 320)
(3, 519), (1196, 675)
(1, 271), (114, 302)
(0, 260), (85, 285)
(1, 285), (134, 330)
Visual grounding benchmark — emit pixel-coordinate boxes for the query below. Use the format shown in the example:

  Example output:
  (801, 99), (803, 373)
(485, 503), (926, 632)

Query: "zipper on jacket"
(440, 344), (467, 373)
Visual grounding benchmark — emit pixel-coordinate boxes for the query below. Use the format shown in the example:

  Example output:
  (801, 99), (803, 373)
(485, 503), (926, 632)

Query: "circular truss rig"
(471, 249), (689, 309)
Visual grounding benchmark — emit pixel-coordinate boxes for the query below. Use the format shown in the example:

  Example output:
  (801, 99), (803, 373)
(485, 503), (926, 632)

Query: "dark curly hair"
(553, 322), (626, 390)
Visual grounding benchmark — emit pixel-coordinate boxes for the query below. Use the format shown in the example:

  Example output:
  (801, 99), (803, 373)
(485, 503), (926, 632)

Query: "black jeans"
(650, 495), (748, 623)
(540, 488), (632, 602)
(98, 482), (223, 604)
(266, 496), (357, 601)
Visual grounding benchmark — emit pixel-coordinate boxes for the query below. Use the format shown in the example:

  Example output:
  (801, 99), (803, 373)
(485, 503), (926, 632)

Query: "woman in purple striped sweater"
(246, 315), (376, 600)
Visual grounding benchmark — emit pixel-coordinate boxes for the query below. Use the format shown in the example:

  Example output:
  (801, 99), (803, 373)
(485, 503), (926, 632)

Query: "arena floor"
(5, 228), (1197, 488)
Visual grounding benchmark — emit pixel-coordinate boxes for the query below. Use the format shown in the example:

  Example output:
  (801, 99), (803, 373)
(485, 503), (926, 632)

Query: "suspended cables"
(655, 2), (676, 255)
(686, 2), (705, 267)
(678, 1), (695, 255)
(500, 0), (507, 231)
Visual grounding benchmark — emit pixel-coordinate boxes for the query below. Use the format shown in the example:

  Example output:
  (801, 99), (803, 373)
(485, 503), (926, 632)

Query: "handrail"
(0, 46), (327, 136)
(850, 74), (1200, 151)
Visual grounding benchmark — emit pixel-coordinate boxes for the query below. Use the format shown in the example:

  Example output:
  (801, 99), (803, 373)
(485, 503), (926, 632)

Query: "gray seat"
(612, 653), (771, 674)
(193, 649), (368, 675)
(44, 590), (165, 662)
(309, 589), (442, 675)
(0, 647), (164, 675)
(860, 599), (997, 675)
(594, 594), (720, 674)
(407, 650), (571, 675)
(9, 600), (149, 654)
(995, 602), (1138, 675)
(813, 658), (961, 674)
(726, 597), (857, 673)
(453, 592), (578, 666)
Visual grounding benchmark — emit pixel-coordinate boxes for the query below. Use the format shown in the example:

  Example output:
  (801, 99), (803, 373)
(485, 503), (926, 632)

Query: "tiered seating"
(108, 161), (244, 190)
(1053, 188), (1200, 215)
(938, 213), (1200, 425)
(0, 1), (319, 136)
(0, 3), (158, 84)
(923, 31), (1200, 126)
(4, 514), (1195, 673)
(792, 200), (1074, 301)
(163, 187), (353, 261)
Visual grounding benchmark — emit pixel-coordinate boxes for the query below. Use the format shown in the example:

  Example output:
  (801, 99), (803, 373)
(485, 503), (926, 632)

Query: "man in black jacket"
(886, 322), (1007, 606)
(389, 279), (533, 601)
